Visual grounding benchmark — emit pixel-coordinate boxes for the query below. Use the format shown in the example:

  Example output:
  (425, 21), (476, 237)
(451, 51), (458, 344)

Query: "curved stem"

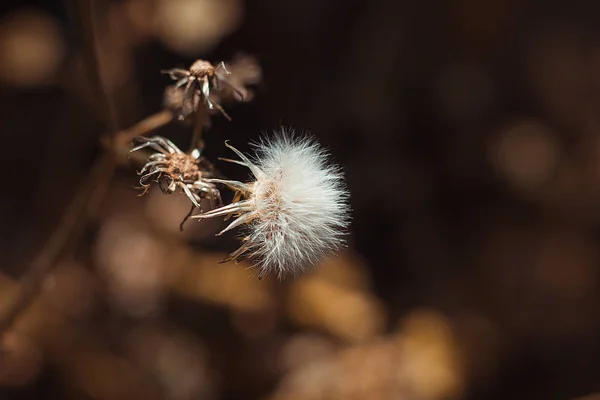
(0, 155), (115, 334)
(110, 110), (174, 153)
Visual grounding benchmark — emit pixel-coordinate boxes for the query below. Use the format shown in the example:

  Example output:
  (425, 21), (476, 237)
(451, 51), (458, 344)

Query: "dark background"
(3, 0), (600, 399)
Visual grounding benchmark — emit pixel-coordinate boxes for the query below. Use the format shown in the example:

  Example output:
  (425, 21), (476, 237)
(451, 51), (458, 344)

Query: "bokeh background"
(3, 0), (600, 399)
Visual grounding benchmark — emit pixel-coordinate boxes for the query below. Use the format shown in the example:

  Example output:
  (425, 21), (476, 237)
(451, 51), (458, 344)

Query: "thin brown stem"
(0, 155), (115, 334)
(189, 98), (207, 152)
(0, 0), (119, 335)
(76, 0), (120, 137)
(108, 109), (174, 156)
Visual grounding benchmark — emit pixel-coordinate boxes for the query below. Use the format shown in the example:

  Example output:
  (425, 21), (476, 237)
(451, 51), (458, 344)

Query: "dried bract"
(163, 84), (198, 122)
(213, 53), (262, 103)
(192, 132), (351, 279)
(129, 136), (221, 209)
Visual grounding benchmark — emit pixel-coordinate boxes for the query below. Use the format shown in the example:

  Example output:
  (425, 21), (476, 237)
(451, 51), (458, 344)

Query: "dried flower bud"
(193, 131), (351, 279)
(129, 136), (221, 211)
(161, 56), (260, 121)
(162, 59), (240, 121)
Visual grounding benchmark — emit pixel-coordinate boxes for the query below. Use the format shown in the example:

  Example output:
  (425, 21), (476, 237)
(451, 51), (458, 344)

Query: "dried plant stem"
(0, 156), (115, 334)
(190, 98), (207, 152)
(0, 0), (118, 335)
(76, 0), (119, 137)
(108, 110), (174, 156)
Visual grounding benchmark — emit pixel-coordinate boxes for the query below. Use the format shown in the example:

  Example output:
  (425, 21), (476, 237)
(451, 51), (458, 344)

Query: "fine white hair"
(193, 130), (351, 278)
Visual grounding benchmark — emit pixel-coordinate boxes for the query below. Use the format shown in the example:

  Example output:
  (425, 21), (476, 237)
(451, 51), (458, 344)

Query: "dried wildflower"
(192, 132), (351, 279)
(129, 136), (221, 209)
(162, 59), (244, 121)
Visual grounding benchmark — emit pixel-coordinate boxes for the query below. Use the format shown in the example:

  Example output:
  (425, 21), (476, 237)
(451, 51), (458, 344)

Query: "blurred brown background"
(3, 0), (600, 399)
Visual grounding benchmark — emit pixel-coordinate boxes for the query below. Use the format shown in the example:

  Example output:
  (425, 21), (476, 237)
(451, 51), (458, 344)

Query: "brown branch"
(0, 155), (115, 334)
(106, 110), (174, 161)
(189, 99), (207, 152)
(115, 110), (174, 148)
(0, 0), (119, 335)
(76, 0), (120, 137)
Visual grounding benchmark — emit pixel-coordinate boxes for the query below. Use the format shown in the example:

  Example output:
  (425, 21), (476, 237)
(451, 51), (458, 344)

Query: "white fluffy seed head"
(245, 132), (350, 278)
(193, 130), (351, 278)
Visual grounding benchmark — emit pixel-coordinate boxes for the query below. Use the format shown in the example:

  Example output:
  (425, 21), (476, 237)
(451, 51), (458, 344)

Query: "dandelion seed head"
(194, 130), (351, 279)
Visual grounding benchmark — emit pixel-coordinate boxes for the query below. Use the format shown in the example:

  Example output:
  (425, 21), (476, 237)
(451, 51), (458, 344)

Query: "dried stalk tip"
(161, 56), (260, 122)
(129, 136), (222, 211)
(192, 131), (351, 279)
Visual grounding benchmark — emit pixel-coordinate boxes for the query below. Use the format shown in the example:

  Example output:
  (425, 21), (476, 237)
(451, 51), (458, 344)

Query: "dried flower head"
(192, 131), (351, 279)
(162, 59), (245, 121)
(129, 136), (221, 209)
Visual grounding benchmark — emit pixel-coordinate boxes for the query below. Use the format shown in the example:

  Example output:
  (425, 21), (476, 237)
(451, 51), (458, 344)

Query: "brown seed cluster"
(131, 136), (221, 211)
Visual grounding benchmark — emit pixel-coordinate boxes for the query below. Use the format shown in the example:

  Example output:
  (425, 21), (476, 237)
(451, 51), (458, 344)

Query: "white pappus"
(192, 131), (351, 279)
